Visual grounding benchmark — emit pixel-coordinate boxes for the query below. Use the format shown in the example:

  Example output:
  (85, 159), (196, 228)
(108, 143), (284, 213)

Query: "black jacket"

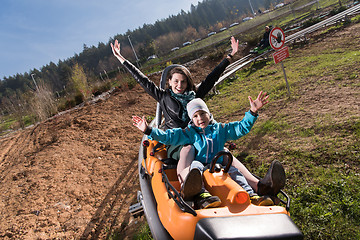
(123, 58), (230, 130)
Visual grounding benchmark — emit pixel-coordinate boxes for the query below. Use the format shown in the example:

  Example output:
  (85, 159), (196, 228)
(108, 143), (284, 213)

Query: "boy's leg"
(194, 190), (222, 209)
(232, 156), (286, 196)
(190, 161), (221, 209)
(231, 156), (259, 191)
(227, 166), (255, 194)
(228, 166), (273, 206)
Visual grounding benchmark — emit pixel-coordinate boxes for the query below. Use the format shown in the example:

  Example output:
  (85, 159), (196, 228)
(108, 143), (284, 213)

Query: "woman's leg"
(177, 145), (195, 186)
(179, 153), (202, 201)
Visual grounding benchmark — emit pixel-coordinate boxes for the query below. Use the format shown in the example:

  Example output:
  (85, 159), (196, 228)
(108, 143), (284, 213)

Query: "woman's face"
(168, 73), (188, 94)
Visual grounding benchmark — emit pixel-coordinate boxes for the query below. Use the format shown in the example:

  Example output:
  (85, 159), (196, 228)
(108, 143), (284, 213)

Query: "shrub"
(329, 6), (347, 16)
(207, 48), (225, 61)
(70, 63), (91, 100)
(302, 17), (322, 28)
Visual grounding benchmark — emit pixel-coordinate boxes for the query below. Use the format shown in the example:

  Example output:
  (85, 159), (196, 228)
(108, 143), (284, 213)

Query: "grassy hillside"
(205, 22), (360, 239)
(131, 20), (360, 240)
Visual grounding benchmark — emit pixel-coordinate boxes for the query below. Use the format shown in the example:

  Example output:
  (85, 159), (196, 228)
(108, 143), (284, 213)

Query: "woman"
(111, 37), (238, 131)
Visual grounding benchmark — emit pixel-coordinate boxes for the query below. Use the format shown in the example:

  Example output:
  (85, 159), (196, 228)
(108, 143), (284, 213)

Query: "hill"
(0, 22), (359, 239)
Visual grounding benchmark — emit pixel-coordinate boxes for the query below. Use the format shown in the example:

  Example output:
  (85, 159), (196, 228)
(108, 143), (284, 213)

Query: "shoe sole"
(270, 161), (286, 195)
(258, 198), (274, 206)
(182, 168), (202, 201)
(202, 199), (222, 209)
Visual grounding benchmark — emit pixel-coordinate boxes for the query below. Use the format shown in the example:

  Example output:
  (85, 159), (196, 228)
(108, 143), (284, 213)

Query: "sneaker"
(194, 191), (222, 209)
(257, 160), (286, 196)
(181, 168), (202, 201)
(250, 194), (274, 206)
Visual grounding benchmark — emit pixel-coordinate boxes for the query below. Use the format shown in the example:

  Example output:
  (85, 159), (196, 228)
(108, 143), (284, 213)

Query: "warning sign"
(269, 27), (285, 50)
(273, 46), (289, 64)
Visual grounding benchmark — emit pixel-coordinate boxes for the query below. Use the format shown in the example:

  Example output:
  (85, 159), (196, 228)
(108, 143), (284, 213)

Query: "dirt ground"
(0, 23), (359, 239)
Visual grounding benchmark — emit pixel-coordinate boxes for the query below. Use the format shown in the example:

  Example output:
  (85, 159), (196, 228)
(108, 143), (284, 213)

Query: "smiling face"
(192, 110), (210, 129)
(168, 73), (188, 94)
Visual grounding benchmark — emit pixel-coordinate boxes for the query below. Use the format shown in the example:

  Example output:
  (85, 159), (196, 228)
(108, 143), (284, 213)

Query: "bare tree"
(29, 79), (57, 121)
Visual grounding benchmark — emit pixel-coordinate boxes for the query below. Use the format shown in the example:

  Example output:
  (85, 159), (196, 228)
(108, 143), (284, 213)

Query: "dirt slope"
(0, 23), (359, 239)
(0, 87), (158, 239)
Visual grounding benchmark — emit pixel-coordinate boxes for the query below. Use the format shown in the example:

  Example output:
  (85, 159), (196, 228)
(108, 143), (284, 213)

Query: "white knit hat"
(187, 98), (210, 119)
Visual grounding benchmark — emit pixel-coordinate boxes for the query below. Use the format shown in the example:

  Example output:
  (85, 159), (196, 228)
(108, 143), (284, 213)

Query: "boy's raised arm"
(132, 115), (193, 147)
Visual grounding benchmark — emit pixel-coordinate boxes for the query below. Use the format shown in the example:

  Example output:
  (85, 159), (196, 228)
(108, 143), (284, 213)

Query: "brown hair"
(168, 66), (196, 92)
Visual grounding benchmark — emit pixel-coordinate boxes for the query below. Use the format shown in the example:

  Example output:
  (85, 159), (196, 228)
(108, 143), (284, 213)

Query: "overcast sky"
(0, 0), (200, 78)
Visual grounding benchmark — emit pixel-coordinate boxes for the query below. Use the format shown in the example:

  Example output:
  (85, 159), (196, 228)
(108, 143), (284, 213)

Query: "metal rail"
(215, 50), (273, 87)
(214, 3), (360, 87)
(286, 3), (360, 42)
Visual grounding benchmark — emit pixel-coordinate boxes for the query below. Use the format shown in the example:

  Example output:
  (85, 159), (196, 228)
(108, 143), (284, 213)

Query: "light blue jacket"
(148, 111), (257, 165)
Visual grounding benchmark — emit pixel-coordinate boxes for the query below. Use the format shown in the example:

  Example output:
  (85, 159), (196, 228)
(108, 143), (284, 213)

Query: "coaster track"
(215, 3), (360, 87)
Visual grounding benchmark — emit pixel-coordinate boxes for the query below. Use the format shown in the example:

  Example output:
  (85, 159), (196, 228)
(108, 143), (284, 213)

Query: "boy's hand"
(132, 115), (148, 132)
(248, 91), (269, 113)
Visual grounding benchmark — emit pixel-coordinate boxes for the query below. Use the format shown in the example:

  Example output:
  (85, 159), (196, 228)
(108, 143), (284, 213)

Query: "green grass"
(204, 21), (360, 238)
(109, 223), (152, 240)
(131, 224), (153, 240)
(0, 116), (17, 134)
(0, 114), (35, 135)
(290, 173), (360, 239)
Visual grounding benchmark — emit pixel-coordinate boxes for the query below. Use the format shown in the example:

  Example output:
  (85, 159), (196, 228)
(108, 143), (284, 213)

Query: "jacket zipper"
(202, 129), (213, 164)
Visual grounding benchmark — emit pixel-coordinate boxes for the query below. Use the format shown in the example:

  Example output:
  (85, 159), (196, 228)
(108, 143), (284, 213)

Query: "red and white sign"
(269, 27), (285, 50)
(273, 46), (289, 64)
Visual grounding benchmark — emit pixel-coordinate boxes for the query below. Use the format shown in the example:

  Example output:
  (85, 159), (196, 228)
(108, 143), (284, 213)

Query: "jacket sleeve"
(196, 58), (230, 98)
(222, 111), (258, 141)
(122, 60), (163, 102)
(149, 127), (194, 146)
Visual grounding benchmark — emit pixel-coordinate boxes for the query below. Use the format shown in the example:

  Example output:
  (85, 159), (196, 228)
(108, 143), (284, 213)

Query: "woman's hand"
(110, 39), (126, 64)
(132, 115), (148, 132)
(248, 91), (269, 113)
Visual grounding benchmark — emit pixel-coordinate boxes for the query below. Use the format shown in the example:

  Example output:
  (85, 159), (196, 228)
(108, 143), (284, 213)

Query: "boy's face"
(192, 110), (210, 129)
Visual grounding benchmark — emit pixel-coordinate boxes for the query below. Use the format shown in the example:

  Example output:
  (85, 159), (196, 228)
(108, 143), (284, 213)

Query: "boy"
(133, 91), (284, 209)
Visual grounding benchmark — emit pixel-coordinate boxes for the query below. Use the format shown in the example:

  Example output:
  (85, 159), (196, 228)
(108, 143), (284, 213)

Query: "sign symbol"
(269, 27), (285, 50)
